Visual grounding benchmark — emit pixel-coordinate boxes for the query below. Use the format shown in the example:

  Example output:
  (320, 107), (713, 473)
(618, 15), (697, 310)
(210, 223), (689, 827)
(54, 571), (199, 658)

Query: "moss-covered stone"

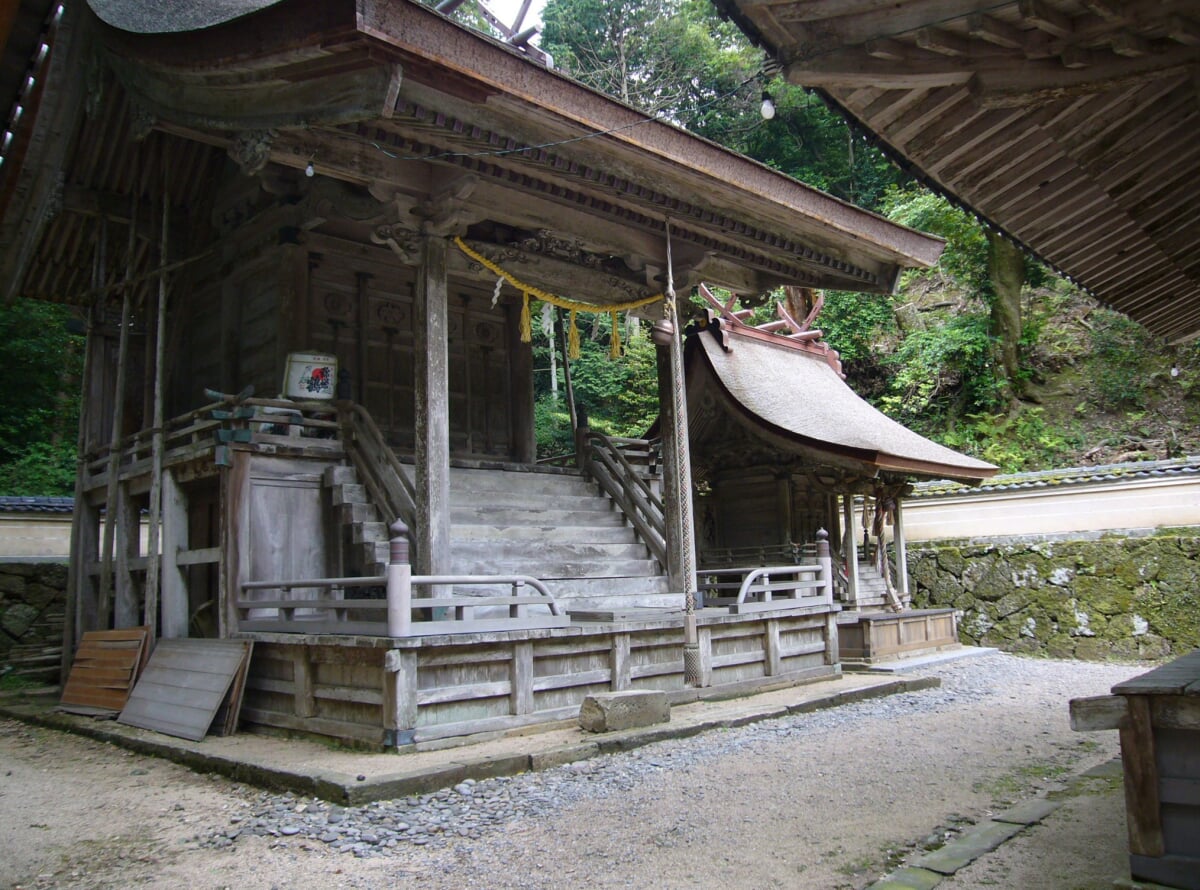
(907, 531), (1200, 661)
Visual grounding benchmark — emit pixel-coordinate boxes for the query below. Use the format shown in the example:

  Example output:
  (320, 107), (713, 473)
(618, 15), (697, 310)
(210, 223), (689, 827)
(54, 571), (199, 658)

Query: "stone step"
(451, 506), (627, 527)
(451, 540), (649, 562)
(457, 573), (672, 601)
(323, 465), (358, 487)
(448, 489), (610, 511)
(450, 523), (641, 544)
(338, 502), (378, 525)
(449, 467), (595, 497)
(352, 521), (389, 545)
(451, 555), (661, 579)
(330, 483), (367, 506)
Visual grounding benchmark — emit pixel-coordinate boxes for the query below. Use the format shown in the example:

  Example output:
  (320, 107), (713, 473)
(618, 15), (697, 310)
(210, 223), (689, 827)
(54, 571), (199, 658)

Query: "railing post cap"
(390, 518), (409, 537)
(816, 528), (828, 542)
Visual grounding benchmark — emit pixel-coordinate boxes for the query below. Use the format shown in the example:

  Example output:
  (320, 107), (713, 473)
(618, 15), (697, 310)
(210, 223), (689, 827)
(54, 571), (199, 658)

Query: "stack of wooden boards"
(60, 630), (253, 742)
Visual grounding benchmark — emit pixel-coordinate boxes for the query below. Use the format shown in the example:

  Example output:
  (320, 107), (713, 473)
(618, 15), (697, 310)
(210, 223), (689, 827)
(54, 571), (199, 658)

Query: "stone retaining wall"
(907, 529), (1200, 661)
(0, 562), (67, 681)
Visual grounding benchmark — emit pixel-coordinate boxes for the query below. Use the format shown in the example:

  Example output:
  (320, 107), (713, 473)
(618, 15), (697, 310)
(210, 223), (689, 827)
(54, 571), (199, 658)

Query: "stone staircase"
(323, 463), (674, 610)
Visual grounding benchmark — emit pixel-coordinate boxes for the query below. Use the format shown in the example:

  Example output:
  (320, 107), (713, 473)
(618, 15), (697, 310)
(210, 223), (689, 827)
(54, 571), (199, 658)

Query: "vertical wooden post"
(386, 520), (412, 637)
(610, 633), (631, 691)
(144, 153), (170, 636)
(842, 494), (859, 605)
(113, 484), (140, 628)
(220, 449), (251, 638)
(816, 528), (834, 604)
(382, 648), (418, 747)
(160, 469), (189, 638)
(1121, 694), (1164, 857)
(292, 648), (316, 718)
(511, 641), (534, 715)
(697, 626), (713, 687)
(824, 611), (840, 666)
(413, 234), (451, 581)
(99, 282), (134, 629)
(893, 498), (909, 599)
(508, 298), (535, 464)
(764, 619), (781, 676)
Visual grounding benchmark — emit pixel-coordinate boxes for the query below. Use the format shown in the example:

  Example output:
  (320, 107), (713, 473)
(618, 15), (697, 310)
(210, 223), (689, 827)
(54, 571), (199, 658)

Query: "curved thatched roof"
(690, 325), (997, 483)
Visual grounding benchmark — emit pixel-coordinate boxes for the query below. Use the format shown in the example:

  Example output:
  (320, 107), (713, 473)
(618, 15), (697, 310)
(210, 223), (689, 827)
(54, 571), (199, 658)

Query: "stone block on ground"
(579, 690), (669, 733)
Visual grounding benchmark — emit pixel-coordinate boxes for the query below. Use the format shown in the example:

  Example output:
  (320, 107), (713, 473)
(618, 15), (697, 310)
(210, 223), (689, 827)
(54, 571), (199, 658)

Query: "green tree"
(0, 299), (84, 495)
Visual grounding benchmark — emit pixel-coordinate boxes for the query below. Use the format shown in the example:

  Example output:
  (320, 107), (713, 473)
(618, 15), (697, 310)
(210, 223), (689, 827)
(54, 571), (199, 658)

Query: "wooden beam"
(1069, 694), (1128, 731)
(970, 47), (1198, 107)
(1111, 32), (1152, 58)
(1168, 15), (1200, 46)
(1059, 46), (1093, 69)
(916, 27), (975, 57)
(1019, 0), (1075, 39)
(967, 13), (1026, 50)
(785, 50), (973, 90)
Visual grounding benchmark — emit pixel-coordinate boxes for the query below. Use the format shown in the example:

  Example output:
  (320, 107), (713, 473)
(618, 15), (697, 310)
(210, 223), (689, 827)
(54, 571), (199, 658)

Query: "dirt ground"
(0, 655), (1136, 890)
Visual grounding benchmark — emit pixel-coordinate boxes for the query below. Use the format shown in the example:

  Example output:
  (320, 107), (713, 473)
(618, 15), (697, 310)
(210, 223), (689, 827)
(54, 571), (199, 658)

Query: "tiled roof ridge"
(0, 495), (75, 512)
(911, 455), (1200, 498)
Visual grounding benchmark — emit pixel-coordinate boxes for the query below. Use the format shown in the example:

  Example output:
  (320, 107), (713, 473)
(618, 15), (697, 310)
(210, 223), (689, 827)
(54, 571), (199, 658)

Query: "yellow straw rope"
(453, 236), (663, 357)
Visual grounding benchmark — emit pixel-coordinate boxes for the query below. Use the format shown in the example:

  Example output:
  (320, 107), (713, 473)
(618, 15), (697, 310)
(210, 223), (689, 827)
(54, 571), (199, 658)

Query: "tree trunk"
(987, 231), (1025, 400)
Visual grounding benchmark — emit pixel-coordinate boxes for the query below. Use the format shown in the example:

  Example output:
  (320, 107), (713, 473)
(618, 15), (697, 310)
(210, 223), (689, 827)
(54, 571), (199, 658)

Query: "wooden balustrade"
(578, 428), (667, 567)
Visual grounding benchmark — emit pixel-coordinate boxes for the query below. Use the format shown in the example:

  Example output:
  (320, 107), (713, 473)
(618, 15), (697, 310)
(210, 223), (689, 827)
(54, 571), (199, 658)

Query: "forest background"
(1, 0), (1197, 495)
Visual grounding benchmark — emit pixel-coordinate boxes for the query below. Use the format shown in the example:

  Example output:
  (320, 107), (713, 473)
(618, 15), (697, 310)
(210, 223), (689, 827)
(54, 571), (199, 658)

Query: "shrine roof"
(690, 324), (997, 483)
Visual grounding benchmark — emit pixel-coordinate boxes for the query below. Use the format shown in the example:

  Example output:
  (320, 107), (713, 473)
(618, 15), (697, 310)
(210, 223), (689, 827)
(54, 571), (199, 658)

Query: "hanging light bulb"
(305, 159), (315, 177)
(760, 91), (776, 120)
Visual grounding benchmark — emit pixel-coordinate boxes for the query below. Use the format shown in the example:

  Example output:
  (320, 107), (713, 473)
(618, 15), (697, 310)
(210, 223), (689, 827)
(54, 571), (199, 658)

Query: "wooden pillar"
(160, 469), (190, 638)
(113, 484), (140, 628)
(776, 472), (793, 546)
(508, 299), (535, 464)
(610, 633), (631, 690)
(220, 450), (251, 638)
(842, 494), (859, 604)
(511, 641), (534, 715)
(144, 164), (170, 636)
(894, 497), (909, 598)
(413, 234), (451, 578)
(382, 648), (418, 747)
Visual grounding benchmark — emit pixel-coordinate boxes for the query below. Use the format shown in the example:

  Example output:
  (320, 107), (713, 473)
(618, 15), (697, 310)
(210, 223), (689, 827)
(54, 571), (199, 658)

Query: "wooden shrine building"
(1, 0), (955, 746)
(685, 287), (996, 662)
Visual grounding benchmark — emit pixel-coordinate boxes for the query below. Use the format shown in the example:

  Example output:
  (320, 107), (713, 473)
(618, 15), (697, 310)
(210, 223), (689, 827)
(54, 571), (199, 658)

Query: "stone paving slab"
(993, 797), (1061, 826)
(867, 866), (943, 889)
(910, 819), (1027, 875)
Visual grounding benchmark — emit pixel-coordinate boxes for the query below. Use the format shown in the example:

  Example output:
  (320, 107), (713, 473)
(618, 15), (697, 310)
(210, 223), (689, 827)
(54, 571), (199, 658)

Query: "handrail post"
(387, 519), (412, 637)
(816, 528), (833, 605)
(574, 407), (591, 474)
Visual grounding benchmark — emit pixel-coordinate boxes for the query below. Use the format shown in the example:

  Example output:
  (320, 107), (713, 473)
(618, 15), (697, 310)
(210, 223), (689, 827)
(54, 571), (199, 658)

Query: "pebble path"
(195, 653), (1132, 862)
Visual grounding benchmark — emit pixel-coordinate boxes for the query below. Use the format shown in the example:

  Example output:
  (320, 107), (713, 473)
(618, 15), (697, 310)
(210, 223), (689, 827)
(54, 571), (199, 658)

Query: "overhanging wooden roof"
(688, 323), (998, 483)
(0, 0), (948, 311)
(715, 0), (1200, 343)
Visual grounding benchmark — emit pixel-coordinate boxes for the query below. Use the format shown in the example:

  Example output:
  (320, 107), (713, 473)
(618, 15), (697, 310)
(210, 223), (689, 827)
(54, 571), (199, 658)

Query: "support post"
(113, 484), (140, 628)
(160, 469), (189, 638)
(144, 163), (170, 639)
(386, 520), (412, 637)
(413, 234), (451, 583)
(842, 494), (859, 605)
(894, 498), (909, 599)
(383, 648), (418, 747)
(816, 528), (834, 604)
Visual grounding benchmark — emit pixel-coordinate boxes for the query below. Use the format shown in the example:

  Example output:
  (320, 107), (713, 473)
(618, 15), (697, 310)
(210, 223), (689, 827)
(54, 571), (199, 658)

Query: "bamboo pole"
(98, 194), (138, 629)
(144, 141), (169, 639)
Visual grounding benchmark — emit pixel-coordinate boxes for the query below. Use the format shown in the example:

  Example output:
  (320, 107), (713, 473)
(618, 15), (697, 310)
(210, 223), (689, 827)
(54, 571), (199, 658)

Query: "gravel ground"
(1, 652), (1138, 889)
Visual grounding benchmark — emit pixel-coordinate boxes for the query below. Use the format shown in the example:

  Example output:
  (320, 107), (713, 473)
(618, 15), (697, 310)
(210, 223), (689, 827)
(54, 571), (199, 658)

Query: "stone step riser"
(451, 557), (661, 578)
(451, 508), (627, 527)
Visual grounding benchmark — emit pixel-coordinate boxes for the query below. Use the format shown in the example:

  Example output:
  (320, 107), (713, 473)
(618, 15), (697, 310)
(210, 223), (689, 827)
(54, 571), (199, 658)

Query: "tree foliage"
(0, 299), (84, 495)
